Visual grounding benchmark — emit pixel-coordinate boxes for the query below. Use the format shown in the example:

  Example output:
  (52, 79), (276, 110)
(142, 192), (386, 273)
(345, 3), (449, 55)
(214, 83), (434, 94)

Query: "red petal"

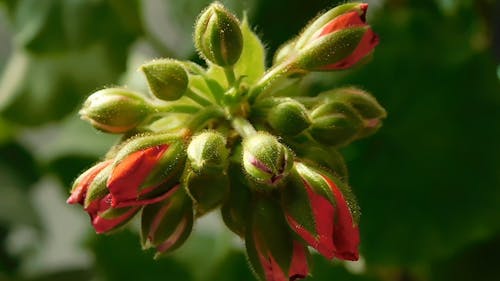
(285, 180), (336, 259)
(289, 241), (309, 280)
(323, 176), (360, 260)
(67, 160), (112, 205)
(256, 242), (288, 281)
(324, 28), (379, 70)
(107, 144), (169, 207)
(318, 11), (366, 38)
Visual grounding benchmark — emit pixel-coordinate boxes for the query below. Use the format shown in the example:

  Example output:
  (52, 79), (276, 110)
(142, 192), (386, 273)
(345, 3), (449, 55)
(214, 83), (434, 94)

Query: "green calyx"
(187, 130), (229, 172)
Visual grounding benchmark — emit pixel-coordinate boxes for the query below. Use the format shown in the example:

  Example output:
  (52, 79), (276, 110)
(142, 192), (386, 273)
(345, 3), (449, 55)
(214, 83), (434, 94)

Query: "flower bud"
(194, 2), (243, 66)
(67, 161), (140, 234)
(107, 133), (186, 208)
(273, 40), (296, 65)
(183, 167), (229, 215)
(281, 162), (360, 261)
(79, 88), (152, 133)
(293, 3), (378, 71)
(308, 101), (363, 147)
(246, 197), (310, 281)
(318, 87), (386, 138)
(140, 59), (189, 101)
(187, 131), (229, 173)
(141, 186), (193, 258)
(265, 98), (311, 136)
(221, 163), (252, 237)
(242, 132), (293, 186)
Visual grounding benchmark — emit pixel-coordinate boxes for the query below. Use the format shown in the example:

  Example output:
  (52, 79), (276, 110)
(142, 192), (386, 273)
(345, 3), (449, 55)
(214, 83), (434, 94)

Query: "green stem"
(247, 62), (293, 103)
(153, 103), (201, 114)
(186, 106), (225, 132)
(185, 88), (213, 106)
(231, 117), (257, 138)
(224, 67), (236, 86)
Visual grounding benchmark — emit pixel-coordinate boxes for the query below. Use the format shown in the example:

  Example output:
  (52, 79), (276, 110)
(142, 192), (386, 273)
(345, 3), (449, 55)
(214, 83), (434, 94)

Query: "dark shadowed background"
(0, 0), (499, 280)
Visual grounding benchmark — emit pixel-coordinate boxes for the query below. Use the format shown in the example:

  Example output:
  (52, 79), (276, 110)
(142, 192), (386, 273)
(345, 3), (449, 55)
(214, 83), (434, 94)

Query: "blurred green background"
(0, 0), (499, 280)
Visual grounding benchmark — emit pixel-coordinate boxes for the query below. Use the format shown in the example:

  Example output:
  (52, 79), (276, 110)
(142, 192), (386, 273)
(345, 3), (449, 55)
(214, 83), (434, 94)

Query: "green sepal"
(187, 130), (229, 172)
(256, 98), (311, 136)
(183, 166), (229, 215)
(83, 165), (112, 208)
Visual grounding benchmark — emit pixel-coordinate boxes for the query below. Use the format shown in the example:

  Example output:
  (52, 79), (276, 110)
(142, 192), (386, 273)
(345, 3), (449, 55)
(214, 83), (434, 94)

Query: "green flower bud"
(183, 167), (229, 215)
(79, 88), (152, 134)
(309, 101), (363, 147)
(221, 163), (252, 237)
(140, 59), (189, 101)
(187, 131), (229, 173)
(266, 98), (311, 136)
(194, 2), (243, 66)
(273, 39), (296, 65)
(242, 132), (293, 186)
(318, 87), (387, 138)
(141, 186), (193, 258)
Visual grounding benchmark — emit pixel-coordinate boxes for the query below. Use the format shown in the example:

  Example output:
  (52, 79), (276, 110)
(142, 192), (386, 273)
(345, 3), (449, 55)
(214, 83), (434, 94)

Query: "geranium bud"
(187, 131), (229, 173)
(309, 101), (363, 147)
(318, 87), (386, 138)
(79, 88), (152, 134)
(246, 197), (310, 281)
(67, 161), (139, 234)
(140, 59), (189, 101)
(281, 162), (360, 261)
(183, 167), (229, 214)
(293, 3), (378, 71)
(273, 40), (296, 65)
(107, 133), (186, 208)
(194, 2), (243, 66)
(141, 186), (193, 258)
(266, 98), (311, 136)
(242, 132), (293, 186)
(221, 163), (252, 237)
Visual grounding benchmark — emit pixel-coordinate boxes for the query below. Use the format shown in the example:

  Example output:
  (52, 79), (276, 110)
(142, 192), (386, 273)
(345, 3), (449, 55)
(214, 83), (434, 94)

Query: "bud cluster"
(68, 2), (385, 280)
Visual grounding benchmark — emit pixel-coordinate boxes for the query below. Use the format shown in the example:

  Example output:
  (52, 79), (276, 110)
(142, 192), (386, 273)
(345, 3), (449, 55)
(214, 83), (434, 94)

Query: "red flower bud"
(246, 198), (310, 281)
(282, 162), (360, 260)
(67, 161), (139, 234)
(294, 3), (378, 71)
(107, 134), (186, 208)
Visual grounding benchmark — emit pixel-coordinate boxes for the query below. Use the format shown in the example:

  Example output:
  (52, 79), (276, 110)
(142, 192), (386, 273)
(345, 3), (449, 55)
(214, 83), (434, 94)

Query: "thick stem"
(231, 117), (257, 138)
(185, 88), (213, 106)
(224, 66), (236, 86)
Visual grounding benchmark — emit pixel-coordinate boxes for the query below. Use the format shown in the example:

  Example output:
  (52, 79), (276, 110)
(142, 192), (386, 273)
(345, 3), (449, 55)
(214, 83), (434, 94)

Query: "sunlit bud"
(259, 98), (311, 136)
(79, 88), (152, 133)
(281, 162), (360, 260)
(273, 40), (296, 65)
(242, 132), (293, 186)
(194, 2), (243, 66)
(141, 59), (189, 101)
(141, 186), (193, 258)
(246, 197), (310, 281)
(293, 3), (378, 71)
(187, 131), (229, 173)
(107, 133), (186, 208)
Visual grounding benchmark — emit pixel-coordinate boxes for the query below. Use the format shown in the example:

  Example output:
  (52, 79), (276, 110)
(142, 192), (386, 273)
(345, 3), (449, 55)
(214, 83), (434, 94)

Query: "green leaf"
(234, 16), (265, 85)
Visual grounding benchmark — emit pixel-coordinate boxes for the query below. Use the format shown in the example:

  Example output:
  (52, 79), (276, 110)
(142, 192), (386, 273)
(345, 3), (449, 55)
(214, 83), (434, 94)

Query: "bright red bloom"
(107, 143), (184, 208)
(282, 162), (360, 260)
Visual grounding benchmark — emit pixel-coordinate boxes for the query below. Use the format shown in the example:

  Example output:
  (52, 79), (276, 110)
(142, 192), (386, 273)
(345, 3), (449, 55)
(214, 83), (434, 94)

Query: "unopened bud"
(187, 131), (229, 173)
(309, 101), (363, 147)
(183, 167), (229, 215)
(242, 132), (293, 186)
(141, 186), (193, 258)
(141, 59), (189, 101)
(79, 88), (152, 133)
(265, 98), (311, 136)
(194, 2), (243, 66)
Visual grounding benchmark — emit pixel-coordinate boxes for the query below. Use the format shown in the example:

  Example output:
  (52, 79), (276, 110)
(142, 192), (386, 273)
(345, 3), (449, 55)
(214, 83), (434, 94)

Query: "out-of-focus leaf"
(0, 46), (123, 125)
(204, 250), (254, 281)
(23, 269), (93, 281)
(234, 16), (265, 85)
(89, 230), (194, 281)
(0, 141), (39, 226)
(308, 254), (380, 281)
(0, 225), (20, 276)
